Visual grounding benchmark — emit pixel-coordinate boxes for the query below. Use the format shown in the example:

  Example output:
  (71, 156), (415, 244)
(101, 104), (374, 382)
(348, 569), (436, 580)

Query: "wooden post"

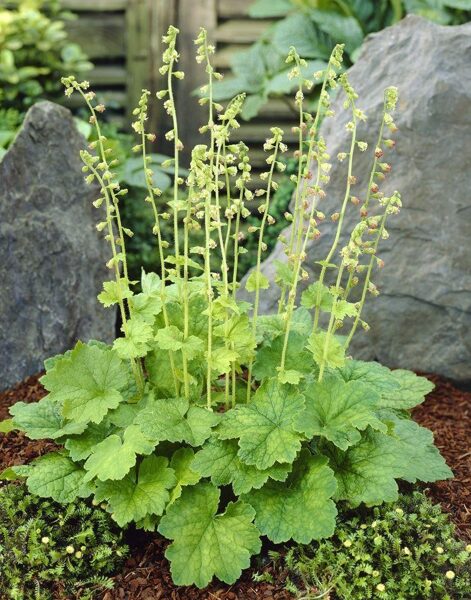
(126, 0), (176, 147)
(176, 0), (217, 163)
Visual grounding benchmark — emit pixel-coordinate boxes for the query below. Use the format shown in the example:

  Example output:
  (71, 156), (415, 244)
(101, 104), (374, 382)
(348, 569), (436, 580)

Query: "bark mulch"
(1, 372), (469, 599)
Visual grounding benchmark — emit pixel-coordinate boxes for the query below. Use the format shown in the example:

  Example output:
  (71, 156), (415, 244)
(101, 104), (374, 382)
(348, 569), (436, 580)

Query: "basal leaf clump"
(2, 26), (453, 589)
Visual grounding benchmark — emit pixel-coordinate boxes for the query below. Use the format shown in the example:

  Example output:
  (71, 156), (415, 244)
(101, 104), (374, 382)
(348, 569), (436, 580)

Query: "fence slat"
(61, 0), (127, 11)
(214, 19), (271, 43)
(65, 15), (126, 59)
(218, 0), (252, 18)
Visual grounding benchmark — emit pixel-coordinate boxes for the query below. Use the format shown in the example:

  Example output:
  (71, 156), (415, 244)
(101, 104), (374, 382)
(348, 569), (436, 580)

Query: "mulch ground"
(1, 372), (470, 599)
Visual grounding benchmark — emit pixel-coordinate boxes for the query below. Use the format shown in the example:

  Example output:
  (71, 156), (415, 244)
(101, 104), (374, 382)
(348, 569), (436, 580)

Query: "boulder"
(251, 16), (471, 383)
(0, 101), (115, 390)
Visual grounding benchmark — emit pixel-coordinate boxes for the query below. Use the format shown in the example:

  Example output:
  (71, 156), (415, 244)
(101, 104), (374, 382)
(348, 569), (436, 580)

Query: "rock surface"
(250, 16), (471, 382)
(0, 101), (115, 390)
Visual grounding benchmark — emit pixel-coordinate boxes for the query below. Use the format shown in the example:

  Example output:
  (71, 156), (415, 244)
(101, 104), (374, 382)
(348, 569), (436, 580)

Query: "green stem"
(344, 201), (391, 350)
(246, 139), (280, 402)
(312, 105), (358, 333)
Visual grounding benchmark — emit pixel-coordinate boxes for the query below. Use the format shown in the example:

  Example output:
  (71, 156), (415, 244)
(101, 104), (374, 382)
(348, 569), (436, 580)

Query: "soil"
(1, 372), (469, 599)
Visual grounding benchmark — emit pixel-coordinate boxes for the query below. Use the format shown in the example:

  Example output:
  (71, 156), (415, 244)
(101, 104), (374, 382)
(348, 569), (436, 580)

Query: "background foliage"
(214, 0), (471, 119)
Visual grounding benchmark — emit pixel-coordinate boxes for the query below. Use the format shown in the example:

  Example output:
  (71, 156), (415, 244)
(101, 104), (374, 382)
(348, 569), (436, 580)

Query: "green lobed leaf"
(192, 438), (291, 495)
(134, 394), (220, 447)
(253, 331), (313, 381)
(41, 342), (128, 425)
(98, 279), (133, 307)
(9, 398), (86, 440)
(379, 369), (435, 409)
(83, 424), (155, 482)
(307, 330), (346, 369)
(64, 421), (112, 461)
(245, 270), (270, 292)
(323, 430), (402, 506)
(169, 447), (201, 504)
(382, 411), (453, 483)
(301, 281), (333, 311)
(296, 377), (386, 450)
(335, 360), (400, 395)
(244, 452), (337, 543)
(159, 483), (261, 588)
(95, 455), (176, 527)
(218, 379), (305, 469)
(113, 317), (153, 359)
(0, 418), (15, 433)
(25, 453), (92, 504)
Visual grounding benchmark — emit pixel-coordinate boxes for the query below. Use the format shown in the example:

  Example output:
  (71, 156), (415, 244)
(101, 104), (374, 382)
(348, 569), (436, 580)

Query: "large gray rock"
(252, 16), (471, 383)
(0, 101), (115, 390)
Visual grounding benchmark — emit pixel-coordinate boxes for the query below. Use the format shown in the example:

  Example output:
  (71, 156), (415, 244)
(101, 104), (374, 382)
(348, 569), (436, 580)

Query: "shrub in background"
(1, 28), (453, 589)
(281, 492), (471, 599)
(0, 0), (91, 111)
(0, 483), (128, 600)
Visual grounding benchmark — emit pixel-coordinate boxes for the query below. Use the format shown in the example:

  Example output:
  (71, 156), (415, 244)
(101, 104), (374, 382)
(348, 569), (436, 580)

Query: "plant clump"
(1, 26), (453, 589)
(0, 483), (128, 600)
(280, 492), (471, 599)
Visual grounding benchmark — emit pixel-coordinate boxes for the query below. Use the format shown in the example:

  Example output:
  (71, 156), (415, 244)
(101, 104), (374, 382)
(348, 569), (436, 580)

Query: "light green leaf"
(208, 346), (240, 375)
(245, 270), (269, 293)
(134, 395), (220, 446)
(379, 369), (434, 409)
(113, 317), (153, 359)
(84, 424), (155, 482)
(308, 330), (346, 369)
(41, 342), (128, 425)
(244, 452), (337, 543)
(213, 315), (256, 363)
(296, 377), (385, 449)
(218, 379), (305, 469)
(253, 331), (313, 381)
(274, 259), (293, 287)
(155, 325), (184, 351)
(159, 483), (261, 588)
(332, 299), (358, 320)
(193, 438), (291, 495)
(10, 398), (86, 440)
(0, 466), (29, 481)
(98, 279), (133, 307)
(64, 421), (111, 461)
(323, 430), (402, 506)
(335, 360), (400, 395)
(169, 447), (201, 503)
(301, 281), (333, 311)
(95, 455), (176, 526)
(277, 368), (304, 385)
(0, 418), (15, 433)
(26, 453), (92, 503)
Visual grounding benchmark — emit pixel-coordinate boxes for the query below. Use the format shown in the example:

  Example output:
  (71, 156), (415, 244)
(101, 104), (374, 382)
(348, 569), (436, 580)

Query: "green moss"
(282, 492), (471, 599)
(0, 483), (128, 600)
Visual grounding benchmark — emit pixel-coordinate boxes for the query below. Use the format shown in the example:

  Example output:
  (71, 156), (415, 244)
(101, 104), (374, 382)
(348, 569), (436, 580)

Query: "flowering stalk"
(133, 90), (179, 396)
(312, 74), (364, 334)
(246, 128), (284, 401)
(343, 192), (401, 350)
(62, 77), (144, 393)
(278, 47), (343, 375)
(196, 28), (218, 410)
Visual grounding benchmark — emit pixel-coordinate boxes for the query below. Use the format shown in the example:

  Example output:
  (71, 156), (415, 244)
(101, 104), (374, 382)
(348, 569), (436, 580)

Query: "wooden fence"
(61, 0), (294, 173)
